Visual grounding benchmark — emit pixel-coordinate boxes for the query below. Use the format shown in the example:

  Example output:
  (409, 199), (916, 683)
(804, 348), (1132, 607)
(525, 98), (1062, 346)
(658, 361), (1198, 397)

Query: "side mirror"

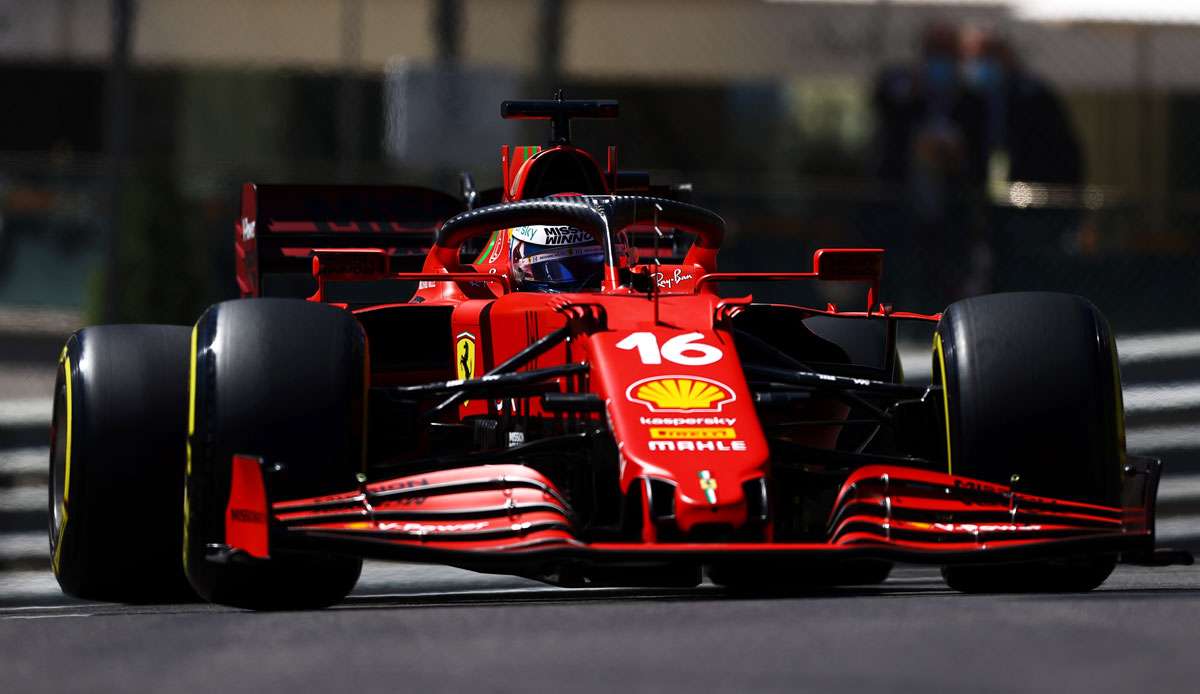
(308, 248), (390, 302)
(813, 248), (883, 282)
(311, 248), (389, 280)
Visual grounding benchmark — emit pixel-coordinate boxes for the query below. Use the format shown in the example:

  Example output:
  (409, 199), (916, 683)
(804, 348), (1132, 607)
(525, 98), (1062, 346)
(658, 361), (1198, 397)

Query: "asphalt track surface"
(4, 562), (1200, 694)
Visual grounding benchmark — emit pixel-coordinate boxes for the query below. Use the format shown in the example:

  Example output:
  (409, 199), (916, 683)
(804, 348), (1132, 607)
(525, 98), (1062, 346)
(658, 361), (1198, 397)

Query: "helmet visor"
(511, 241), (606, 292)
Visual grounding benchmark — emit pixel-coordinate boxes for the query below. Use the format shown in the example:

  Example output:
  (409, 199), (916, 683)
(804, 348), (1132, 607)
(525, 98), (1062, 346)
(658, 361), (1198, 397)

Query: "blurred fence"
(1, 0), (1199, 339)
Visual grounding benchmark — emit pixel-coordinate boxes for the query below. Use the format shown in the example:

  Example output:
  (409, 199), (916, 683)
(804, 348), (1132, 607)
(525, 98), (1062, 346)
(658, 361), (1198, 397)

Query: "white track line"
(0, 447), (46, 476)
(1154, 516), (1200, 543)
(1123, 382), (1200, 413)
(0, 532), (46, 560)
(1118, 329), (1200, 363)
(1128, 424), (1200, 453)
(0, 485), (44, 512)
(0, 399), (51, 427)
(0, 569), (60, 599)
(1158, 474), (1200, 503)
(4, 613), (90, 620)
(0, 603), (102, 613)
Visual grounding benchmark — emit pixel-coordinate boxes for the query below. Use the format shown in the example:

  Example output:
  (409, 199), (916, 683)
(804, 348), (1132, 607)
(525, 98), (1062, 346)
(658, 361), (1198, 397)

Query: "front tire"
(184, 299), (365, 610)
(49, 325), (194, 602)
(933, 292), (1123, 593)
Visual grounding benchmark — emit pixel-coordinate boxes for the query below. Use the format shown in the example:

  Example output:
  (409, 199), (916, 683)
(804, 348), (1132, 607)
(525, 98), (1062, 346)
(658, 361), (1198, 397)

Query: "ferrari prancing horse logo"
(456, 332), (476, 381)
(456, 332), (476, 406)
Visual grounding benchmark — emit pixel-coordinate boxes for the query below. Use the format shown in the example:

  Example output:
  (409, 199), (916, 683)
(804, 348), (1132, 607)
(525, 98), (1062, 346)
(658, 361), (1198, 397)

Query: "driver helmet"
(509, 225), (636, 292)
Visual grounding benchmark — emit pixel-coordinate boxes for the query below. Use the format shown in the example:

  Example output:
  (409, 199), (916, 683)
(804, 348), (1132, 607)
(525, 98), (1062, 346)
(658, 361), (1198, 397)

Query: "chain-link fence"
(0, 0), (1197, 336)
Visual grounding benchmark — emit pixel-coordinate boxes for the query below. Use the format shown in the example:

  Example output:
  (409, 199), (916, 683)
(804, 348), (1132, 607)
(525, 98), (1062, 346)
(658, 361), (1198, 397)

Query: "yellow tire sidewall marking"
(183, 324), (199, 572)
(52, 347), (74, 574)
(934, 332), (953, 476)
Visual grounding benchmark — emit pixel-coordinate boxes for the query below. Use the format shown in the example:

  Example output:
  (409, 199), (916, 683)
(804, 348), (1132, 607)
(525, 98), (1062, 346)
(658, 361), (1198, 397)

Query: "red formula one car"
(48, 97), (1182, 608)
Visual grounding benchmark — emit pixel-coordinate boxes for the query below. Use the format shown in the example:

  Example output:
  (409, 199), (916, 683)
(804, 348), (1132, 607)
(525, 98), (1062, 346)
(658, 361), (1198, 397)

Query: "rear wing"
(236, 183), (465, 297)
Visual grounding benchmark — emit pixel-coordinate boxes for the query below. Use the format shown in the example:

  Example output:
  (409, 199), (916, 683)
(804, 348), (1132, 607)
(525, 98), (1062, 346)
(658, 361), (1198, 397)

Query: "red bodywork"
(225, 116), (1161, 581)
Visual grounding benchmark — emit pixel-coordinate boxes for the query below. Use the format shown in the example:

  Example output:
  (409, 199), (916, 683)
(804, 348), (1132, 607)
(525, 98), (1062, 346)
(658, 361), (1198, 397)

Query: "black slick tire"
(49, 325), (195, 602)
(933, 292), (1123, 593)
(183, 299), (365, 610)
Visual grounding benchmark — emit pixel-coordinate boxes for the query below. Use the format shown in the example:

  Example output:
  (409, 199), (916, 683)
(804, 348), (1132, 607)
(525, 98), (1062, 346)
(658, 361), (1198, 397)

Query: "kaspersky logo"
(626, 376), (736, 413)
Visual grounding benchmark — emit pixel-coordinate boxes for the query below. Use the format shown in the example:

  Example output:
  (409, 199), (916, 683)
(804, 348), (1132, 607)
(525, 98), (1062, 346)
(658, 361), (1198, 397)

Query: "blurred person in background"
(960, 28), (1085, 293)
(871, 22), (988, 307)
(960, 28), (1084, 187)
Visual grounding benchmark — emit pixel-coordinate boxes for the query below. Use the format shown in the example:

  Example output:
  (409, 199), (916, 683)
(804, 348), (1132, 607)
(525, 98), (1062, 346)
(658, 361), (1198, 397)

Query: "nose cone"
(585, 326), (770, 537)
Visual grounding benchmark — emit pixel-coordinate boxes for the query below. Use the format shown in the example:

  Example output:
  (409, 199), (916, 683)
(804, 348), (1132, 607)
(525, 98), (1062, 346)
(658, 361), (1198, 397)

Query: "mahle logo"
(626, 376), (735, 413)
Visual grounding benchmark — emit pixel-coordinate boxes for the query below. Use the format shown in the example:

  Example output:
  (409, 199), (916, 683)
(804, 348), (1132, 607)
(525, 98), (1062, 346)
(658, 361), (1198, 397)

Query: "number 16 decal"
(615, 332), (724, 366)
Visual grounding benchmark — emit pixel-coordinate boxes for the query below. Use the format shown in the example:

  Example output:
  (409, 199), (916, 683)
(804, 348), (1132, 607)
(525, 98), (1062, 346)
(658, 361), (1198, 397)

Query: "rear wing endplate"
(236, 183), (465, 297)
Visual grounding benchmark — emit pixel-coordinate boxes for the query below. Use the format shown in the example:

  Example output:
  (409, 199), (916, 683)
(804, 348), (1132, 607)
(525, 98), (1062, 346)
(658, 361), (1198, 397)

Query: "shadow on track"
(335, 580), (953, 612)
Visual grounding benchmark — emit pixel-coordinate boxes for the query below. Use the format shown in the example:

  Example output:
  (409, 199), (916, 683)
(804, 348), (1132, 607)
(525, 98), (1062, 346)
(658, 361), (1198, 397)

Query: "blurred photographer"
(872, 22), (988, 306)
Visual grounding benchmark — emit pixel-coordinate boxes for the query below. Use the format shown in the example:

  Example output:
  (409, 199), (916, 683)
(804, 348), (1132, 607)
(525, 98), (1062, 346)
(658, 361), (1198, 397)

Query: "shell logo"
(625, 375), (736, 413)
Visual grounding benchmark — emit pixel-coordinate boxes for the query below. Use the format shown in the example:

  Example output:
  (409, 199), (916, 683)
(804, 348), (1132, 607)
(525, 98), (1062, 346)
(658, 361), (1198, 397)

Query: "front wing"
(219, 455), (1166, 573)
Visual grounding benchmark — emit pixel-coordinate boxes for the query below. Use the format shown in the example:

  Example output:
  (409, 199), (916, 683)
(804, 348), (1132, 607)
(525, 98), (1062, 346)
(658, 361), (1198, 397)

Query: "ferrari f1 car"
(48, 96), (1184, 609)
